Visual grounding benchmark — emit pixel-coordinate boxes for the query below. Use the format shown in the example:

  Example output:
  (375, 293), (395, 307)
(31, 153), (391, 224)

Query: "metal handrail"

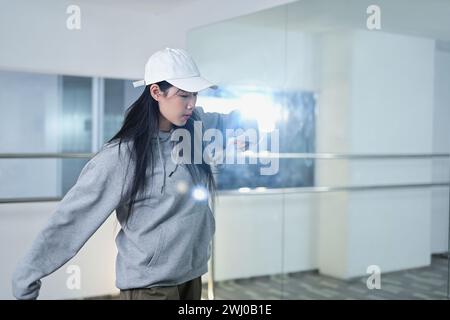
(0, 152), (449, 159)
(1, 152), (449, 203)
(219, 182), (450, 195)
(0, 153), (94, 159)
(1, 183), (448, 204)
(0, 197), (61, 204)
(245, 152), (450, 159)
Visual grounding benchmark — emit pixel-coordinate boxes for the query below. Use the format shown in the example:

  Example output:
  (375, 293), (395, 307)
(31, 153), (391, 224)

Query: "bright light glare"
(197, 89), (282, 133)
(192, 186), (208, 201)
(239, 93), (281, 133)
(176, 180), (189, 194)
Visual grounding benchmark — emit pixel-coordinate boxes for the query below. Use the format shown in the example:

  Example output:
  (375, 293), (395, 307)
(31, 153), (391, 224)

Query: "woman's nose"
(187, 99), (196, 109)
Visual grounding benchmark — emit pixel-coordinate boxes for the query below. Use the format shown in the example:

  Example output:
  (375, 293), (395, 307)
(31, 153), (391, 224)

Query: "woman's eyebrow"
(178, 90), (196, 95)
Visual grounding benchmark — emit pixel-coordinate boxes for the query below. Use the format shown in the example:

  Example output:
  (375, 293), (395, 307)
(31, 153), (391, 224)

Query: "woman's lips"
(182, 114), (191, 120)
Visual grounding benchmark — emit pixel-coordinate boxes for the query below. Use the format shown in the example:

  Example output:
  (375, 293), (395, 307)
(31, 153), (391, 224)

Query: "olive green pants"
(119, 277), (202, 300)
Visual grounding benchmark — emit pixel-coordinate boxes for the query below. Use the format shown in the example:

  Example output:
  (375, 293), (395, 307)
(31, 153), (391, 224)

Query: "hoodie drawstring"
(157, 131), (166, 194)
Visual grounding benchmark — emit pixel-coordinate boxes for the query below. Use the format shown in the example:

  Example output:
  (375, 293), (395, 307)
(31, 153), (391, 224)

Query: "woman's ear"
(149, 84), (160, 100)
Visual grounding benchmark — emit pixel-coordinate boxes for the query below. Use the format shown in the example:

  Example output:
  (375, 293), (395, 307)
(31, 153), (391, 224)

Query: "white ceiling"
(89, 0), (450, 42)
(80, 0), (200, 13)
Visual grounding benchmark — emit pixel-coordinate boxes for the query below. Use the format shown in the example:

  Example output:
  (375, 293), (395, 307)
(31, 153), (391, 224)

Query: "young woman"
(12, 48), (243, 300)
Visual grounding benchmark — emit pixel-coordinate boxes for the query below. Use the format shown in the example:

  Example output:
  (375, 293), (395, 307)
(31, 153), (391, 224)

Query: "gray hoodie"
(12, 107), (244, 300)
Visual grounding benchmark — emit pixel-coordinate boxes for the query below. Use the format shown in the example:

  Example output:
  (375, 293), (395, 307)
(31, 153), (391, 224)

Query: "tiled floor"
(203, 255), (449, 300)
(88, 255), (449, 300)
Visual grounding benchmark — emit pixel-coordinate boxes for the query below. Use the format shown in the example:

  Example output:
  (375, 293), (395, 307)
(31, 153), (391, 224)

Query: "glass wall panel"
(60, 76), (92, 194)
(0, 72), (141, 199)
(103, 79), (141, 144)
(0, 71), (93, 198)
(190, 6), (288, 299)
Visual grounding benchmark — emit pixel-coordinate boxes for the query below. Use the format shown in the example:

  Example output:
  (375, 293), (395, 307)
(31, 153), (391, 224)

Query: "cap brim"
(132, 80), (146, 88)
(166, 76), (218, 92)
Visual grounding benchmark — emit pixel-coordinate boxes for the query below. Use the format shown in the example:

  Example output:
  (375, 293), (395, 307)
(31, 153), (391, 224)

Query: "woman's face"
(150, 84), (197, 131)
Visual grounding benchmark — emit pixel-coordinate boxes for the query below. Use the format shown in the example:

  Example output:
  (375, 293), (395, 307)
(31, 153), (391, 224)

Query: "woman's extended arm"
(12, 144), (129, 299)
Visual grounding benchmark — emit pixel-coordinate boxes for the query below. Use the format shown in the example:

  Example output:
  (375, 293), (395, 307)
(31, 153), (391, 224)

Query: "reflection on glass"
(199, 86), (315, 190)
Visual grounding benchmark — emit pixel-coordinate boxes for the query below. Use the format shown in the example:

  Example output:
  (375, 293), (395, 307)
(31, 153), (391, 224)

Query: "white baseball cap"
(133, 48), (217, 92)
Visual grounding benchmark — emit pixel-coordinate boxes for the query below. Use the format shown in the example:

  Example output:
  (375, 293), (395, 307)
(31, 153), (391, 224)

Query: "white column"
(317, 30), (435, 279)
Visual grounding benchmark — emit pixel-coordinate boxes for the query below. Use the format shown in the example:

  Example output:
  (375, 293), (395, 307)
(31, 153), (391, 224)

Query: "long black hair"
(108, 81), (216, 224)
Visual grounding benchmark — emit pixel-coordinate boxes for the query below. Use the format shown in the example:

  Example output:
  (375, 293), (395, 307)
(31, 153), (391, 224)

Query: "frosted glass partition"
(188, 0), (450, 299)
